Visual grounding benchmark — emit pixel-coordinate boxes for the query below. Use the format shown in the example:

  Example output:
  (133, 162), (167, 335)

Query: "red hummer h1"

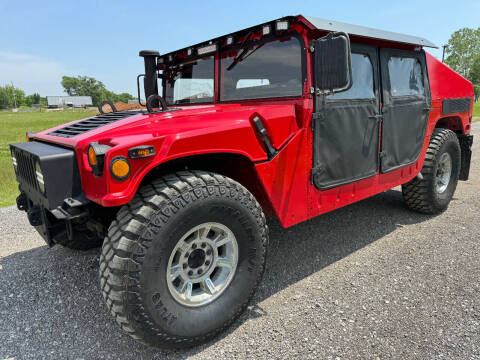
(10, 15), (474, 348)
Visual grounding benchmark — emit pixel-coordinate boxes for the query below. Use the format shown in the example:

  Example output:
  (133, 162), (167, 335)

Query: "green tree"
(445, 27), (480, 79)
(0, 85), (25, 109)
(113, 92), (135, 103)
(25, 93), (41, 106)
(61, 75), (135, 106)
(470, 55), (480, 88)
(61, 75), (107, 106)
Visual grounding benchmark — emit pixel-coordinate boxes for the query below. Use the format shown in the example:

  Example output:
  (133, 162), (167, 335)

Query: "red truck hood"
(34, 103), (300, 153)
(36, 105), (228, 147)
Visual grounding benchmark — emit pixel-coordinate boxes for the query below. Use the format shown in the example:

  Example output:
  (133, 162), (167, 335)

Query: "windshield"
(220, 37), (303, 101)
(164, 55), (214, 105)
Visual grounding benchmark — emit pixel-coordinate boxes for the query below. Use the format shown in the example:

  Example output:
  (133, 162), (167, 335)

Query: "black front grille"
(48, 111), (143, 138)
(442, 98), (471, 115)
(12, 147), (38, 191)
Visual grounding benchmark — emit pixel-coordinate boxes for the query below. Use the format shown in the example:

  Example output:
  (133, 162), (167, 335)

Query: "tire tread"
(402, 128), (460, 214)
(99, 170), (268, 348)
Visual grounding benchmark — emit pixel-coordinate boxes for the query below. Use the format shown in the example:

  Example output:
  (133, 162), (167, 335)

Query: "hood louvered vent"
(48, 111), (143, 138)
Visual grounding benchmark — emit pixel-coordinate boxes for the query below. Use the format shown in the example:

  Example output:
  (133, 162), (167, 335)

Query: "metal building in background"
(46, 96), (93, 109)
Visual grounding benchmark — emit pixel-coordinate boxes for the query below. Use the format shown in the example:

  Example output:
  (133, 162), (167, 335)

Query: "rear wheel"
(402, 128), (461, 214)
(99, 171), (268, 349)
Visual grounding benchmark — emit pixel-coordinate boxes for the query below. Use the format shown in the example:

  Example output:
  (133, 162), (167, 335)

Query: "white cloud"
(0, 51), (68, 96)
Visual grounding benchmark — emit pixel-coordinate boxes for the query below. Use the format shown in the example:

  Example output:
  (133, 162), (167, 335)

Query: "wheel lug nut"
(206, 250), (212, 255)
(205, 261), (210, 266)
(188, 270), (193, 276)
(182, 263), (187, 269)
(184, 252), (189, 258)
(192, 244), (197, 249)
(201, 242), (206, 248)
(198, 269), (203, 275)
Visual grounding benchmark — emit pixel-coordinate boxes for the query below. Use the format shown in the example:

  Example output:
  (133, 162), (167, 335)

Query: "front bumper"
(10, 141), (90, 245)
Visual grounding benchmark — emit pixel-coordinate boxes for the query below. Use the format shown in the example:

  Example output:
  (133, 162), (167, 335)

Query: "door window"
(328, 53), (375, 100)
(388, 57), (424, 97)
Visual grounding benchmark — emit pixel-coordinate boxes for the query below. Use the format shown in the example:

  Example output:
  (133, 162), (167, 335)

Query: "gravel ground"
(1, 127), (479, 360)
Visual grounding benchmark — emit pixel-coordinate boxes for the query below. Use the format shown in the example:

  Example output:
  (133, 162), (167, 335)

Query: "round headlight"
(35, 161), (45, 193)
(110, 156), (130, 181)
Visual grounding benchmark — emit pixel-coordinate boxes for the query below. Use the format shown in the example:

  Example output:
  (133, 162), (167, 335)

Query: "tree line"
(0, 76), (135, 109)
(0, 85), (43, 109)
(61, 76), (134, 106)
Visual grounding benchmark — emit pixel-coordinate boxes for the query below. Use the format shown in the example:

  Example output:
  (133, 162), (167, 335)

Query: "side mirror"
(313, 32), (353, 94)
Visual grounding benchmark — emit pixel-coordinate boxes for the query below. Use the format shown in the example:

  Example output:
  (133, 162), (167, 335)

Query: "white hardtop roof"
(303, 15), (437, 48)
(160, 15), (437, 58)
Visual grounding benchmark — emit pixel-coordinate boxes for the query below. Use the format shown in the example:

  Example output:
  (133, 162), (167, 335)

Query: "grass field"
(0, 110), (96, 207)
(474, 101), (480, 120)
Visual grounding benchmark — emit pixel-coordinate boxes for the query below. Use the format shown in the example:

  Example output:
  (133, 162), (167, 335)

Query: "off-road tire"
(402, 128), (461, 214)
(99, 171), (268, 349)
(53, 225), (103, 250)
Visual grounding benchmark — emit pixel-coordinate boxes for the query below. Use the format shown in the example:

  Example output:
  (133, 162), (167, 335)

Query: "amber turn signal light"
(26, 131), (35, 142)
(110, 156), (131, 181)
(88, 146), (98, 166)
(87, 142), (111, 177)
(128, 145), (155, 159)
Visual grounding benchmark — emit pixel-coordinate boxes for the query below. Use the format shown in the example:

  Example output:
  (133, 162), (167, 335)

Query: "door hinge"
(311, 165), (324, 183)
(311, 112), (324, 130)
(369, 114), (384, 123)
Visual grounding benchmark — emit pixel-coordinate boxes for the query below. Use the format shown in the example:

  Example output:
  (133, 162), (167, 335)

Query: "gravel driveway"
(1, 127), (479, 360)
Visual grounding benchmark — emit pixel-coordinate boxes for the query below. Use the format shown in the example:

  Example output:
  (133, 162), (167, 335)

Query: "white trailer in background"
(46, 96), (92, 109)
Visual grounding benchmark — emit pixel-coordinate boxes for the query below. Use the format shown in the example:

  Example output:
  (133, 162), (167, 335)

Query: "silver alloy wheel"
(166, 222), (238, 307)
(435, 152), (452, 194)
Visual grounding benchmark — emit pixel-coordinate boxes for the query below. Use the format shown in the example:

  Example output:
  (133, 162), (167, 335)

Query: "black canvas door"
(379, 49), (431, 173)
(312, 44), (381, 190)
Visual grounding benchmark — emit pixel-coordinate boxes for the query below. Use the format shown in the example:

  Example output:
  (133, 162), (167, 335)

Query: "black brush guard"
(10, 141), (90, 245)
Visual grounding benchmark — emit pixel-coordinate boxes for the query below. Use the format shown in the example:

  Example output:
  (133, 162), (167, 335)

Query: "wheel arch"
(136, 152), (275, 217)
(434, 115), (464, 134)
(434, 114), (472, 135)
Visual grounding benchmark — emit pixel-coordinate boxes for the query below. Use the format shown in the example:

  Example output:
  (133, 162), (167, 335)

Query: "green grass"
(0, 110), (96, 207)
(473, 101), (480, 121)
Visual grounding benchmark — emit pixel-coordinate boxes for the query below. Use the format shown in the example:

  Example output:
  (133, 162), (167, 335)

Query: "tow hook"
(27, 206), (43, 227)
(16, 192), (28, 211)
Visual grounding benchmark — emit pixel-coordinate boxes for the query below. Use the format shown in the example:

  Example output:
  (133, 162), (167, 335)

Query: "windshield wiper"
(226, 30), (253, 71)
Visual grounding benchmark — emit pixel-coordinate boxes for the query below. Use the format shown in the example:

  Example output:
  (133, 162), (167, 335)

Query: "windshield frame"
(161, 54), (216, 106)
(160, 31), (307, 105)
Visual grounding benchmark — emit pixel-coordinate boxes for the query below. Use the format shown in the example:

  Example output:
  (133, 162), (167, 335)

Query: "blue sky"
(0, 0), (478, 96)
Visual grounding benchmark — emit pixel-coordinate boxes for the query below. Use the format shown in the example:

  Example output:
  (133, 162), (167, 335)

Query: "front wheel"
(99, 171), (268, 349)
(402, 128), (461, 214)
